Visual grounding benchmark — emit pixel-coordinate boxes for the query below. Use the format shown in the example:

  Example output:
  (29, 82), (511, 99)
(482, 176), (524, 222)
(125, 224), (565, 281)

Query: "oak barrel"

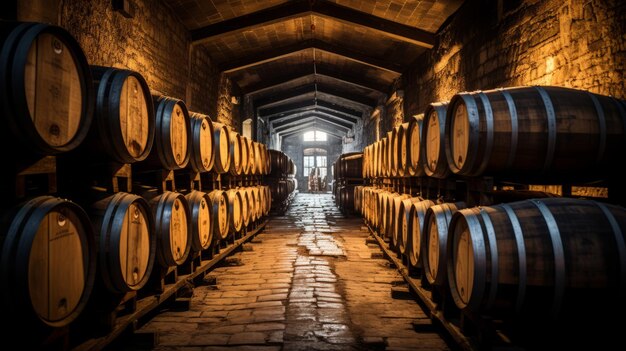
(0, 196), (96, 328)
(91, 192), (155, 293)
(148, 191), (191, 267)
(149, 96), (191, 170)
(407, 199), (435, 267)
(185, 190), (213, 252)
(208, 190), (229, 240)
(422, 202), (466, 286)
(0, 22), (94, 155)
(239, 188), (250, 226)
(396, 197), (423, 255)
(240, 135), (250, 175)
(210, 121), (231, 174)
(228, 131), (243, 175)
(226, 189), (243, 232)
(89, 66), (154, 163)
(445, 86), (626, 179)
(188, 113), (215, 172)
(406, 115), (425, 177)
(396, 123), (409, 177)
(422, 103), (450, 178)
(389, 193), (409, 246)
(448, 198), (626, 319)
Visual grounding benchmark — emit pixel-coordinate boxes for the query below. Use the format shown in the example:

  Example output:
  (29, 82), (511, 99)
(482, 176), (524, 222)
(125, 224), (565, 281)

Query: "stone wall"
(403, 0), (626, 119)
(16, 0), (241, 129)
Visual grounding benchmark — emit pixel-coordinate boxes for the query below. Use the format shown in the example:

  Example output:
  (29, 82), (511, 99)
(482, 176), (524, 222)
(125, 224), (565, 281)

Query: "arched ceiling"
(165, 0), (464, 138)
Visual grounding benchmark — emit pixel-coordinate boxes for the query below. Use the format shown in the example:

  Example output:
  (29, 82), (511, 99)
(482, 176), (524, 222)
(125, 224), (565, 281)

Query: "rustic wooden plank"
(272, 114), (353, 130)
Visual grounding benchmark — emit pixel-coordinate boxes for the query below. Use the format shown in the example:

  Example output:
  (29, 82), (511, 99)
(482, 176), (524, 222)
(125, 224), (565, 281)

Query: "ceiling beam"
(272, 113), (353, 130)
(274, 117), (350, 132)
(259, 99), (363, 119)
(281, 127), (343, 139)
(315, 65), (388, 93)
(191, 0), (435, 49)
(220, 39), (403, 74)
(276, 121), (347, 137)
(254, 83), (376, 109)
(268, 109), (358, 125)
(243, 70), (386, 96)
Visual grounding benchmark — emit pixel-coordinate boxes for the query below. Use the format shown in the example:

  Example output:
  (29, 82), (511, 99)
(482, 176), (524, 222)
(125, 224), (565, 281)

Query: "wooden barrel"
(445, 86), (626, 179)
(208, 190), (229, 241)
(239, 188), (250, 227)
(339, 185), (356, 213)
(422, 103), (450, 178)
(396, 123), (409, 177)
(209, 121), (231, 174)
(354, 186), (363, 213)
(396, 196), (423, 255)
(90, 66), (154, 163)
(384, 192), (400, 237)
(188, 113), (215, 172)
(262, 186), (271, 215)
(228, 131), (243, 175)
(448, 198), (626, 319)
(0, 22), (94, 155)
(422, 202), (466, 286)
(149, 191), (191, 267)
(376, 191), (389, 232)
(0, 196), (95, 328)
(390, 126), (400, 177)
(91, 192), (155, 293)
(247, 139), (256, 175)
(371, 142), (378, 178)
(254, 143), (264, 175)
(388, 193), (409, 247)
(340, 152), (364, 179)
(404, 115), (425, 176)
(184, 190), (213, 252)
(269, 149), (284, 176)
(246, 187), (257, 222)
(254, 186), (263, 219)
(225, 189), (243, 232)
(407, 199), (435, 267)
(240, 135), (250, 175)
(149, 96), (191, 170)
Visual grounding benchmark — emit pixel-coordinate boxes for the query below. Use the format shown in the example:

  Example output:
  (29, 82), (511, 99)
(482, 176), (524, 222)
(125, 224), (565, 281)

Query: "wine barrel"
(149, 96), (191, 170)
(389, 193), (409, 245)
(396, 196), (423, 255)
(340, 152), (364, 179)
(208, 190), (229, 241)
(407, 199), (435, 267)
(396, 123), (409, 177)
(254, 143), (264, 175)
(226, 189), (243, 232)
(149, 191), (191, 267)
(377, 191), (390, 233)
(0, 22), (94, 155)
(239, 188), (250, 227)
(247, 139), (256, 175)
(90, 66), (154, 163)
(228, 131), (243, 175)
(406, 115), (425, 177)
(445, 86), (626, 179)
(91, 192), (155, 293)
(422, 103), (450, 178)
(422, 202), (466, 286)
(0, 196), (95, 328)
(185, 190), (213, 252)
(188, 113), (215, 172)
(210, 121), (231, 174)
(390, 126), (400, 177)
(254, 186), (263, 219)
(240, 135), (250, 175)
(448, 198), (626, 319)
(269, 149), (284, 176)
(263, 186), (271, 215)
(354, 186), (363, 213)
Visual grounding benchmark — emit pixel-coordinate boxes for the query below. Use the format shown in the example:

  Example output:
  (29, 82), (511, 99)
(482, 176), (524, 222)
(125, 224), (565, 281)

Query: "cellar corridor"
(131, 193), (450, 351)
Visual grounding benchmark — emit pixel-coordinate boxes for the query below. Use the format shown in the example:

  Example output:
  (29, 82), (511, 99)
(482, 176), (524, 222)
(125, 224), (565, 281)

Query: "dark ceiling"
(165, 0), (464, 138)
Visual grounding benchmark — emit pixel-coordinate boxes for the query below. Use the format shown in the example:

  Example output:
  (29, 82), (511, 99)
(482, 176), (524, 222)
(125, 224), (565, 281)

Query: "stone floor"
(130, 193), (451, 351)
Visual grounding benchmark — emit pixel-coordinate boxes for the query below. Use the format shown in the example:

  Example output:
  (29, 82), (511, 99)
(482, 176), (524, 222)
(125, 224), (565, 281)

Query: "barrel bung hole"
(57, 212), (67, 227)
(132, 268), (139, 283)
(52, 38), (63, 54)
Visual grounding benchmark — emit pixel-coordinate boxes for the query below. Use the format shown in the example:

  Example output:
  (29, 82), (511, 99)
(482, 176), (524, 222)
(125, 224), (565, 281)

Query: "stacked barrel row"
(363, 86), (626, 182)
(0, 21), (271, 345)
(265, 150), (297, 213)
(333, 152), (364, 215)
(358, 186), (626, 326)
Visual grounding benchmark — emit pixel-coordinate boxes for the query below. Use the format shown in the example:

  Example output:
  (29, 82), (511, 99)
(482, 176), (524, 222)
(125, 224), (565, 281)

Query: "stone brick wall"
(403, 0), (626, 118)
(17, 0), (240, 129)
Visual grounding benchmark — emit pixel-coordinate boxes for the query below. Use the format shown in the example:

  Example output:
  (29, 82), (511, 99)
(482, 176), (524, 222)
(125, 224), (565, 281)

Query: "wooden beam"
(316, 65), (386, 93)
(221, 39), (402, 74)
(191, 0), (435, 49)
(272, 113), (353, 130)
(275, 120), (347, 137)
(313, 1), (434, 48)
(274, 117), (351, 132)
(191, 0), (309, 44)
(254, 83), (376, 109)
(244, 71), (386, 96)
(259, 99), (363, 119)
(281, 127), (343, 139)
(268, 109), (358, 125)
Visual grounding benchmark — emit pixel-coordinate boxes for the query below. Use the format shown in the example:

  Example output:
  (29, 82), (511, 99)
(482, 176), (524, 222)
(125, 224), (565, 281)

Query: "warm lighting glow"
(303, 130), (327, 141)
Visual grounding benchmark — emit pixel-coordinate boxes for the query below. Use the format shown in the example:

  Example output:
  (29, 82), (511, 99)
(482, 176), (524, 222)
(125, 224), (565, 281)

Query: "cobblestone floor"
(133, 193), (451, 351)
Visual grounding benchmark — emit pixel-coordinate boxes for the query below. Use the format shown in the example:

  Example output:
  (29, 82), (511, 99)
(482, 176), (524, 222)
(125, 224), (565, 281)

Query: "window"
(303, 156), (315, 178)
(303, 130), (327, 141)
